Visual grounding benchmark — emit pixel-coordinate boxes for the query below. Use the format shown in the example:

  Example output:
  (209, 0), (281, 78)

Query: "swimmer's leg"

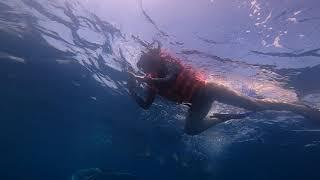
(256, 100), (320, 121)
(184, 90), (230, 135)
(210, 112), (253, 120)
(206, 82), (320, 121)
(206, 83), (261, 111)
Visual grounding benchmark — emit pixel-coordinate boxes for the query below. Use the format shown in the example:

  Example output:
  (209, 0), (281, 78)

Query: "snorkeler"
(127, 46), (320, 135)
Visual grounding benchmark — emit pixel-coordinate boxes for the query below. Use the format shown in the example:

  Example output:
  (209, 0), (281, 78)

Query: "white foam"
(77, 27), (106, 45)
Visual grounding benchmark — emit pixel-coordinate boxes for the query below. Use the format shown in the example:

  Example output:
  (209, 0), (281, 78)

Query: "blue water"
(1, 0), (320, 179)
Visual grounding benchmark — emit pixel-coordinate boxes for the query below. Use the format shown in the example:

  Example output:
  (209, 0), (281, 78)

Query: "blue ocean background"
(1, 0), (320, 179)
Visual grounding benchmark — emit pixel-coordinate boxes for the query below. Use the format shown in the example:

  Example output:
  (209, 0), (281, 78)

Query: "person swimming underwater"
(127, 46), (320, 135)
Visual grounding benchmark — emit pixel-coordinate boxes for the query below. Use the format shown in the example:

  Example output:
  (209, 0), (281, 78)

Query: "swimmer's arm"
(144, 64), (180, 84)
(129, 86), (156, 110)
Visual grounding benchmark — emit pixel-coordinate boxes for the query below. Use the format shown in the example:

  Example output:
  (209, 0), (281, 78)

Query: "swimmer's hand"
(127, 72), (149, 92)
(127, 71), (149, 83)
(127, 71), (138, 89)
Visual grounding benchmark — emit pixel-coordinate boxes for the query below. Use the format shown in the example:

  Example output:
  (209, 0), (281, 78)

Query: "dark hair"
(137, 41), (162, 70)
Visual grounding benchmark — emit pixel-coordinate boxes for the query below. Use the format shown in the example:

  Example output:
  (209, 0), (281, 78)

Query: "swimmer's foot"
(209, 112), (253, 121)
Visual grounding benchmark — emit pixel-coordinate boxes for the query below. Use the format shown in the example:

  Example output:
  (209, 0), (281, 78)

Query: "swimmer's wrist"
(142, 76), (152, 83)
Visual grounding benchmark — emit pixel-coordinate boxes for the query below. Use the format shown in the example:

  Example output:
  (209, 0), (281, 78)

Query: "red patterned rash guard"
(147, 51), (207, 103)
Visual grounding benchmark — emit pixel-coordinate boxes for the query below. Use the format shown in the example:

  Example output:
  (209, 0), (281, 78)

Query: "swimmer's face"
(138, 56), (160, 73)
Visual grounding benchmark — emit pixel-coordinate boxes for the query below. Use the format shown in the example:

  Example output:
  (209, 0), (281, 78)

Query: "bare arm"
(127, 73), (156, 109)
(134, 63), (180, 85)
(129, 86), (156, 110)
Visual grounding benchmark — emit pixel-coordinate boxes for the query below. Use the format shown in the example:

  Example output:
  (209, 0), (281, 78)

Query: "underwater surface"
(1, 0), (320, 179)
